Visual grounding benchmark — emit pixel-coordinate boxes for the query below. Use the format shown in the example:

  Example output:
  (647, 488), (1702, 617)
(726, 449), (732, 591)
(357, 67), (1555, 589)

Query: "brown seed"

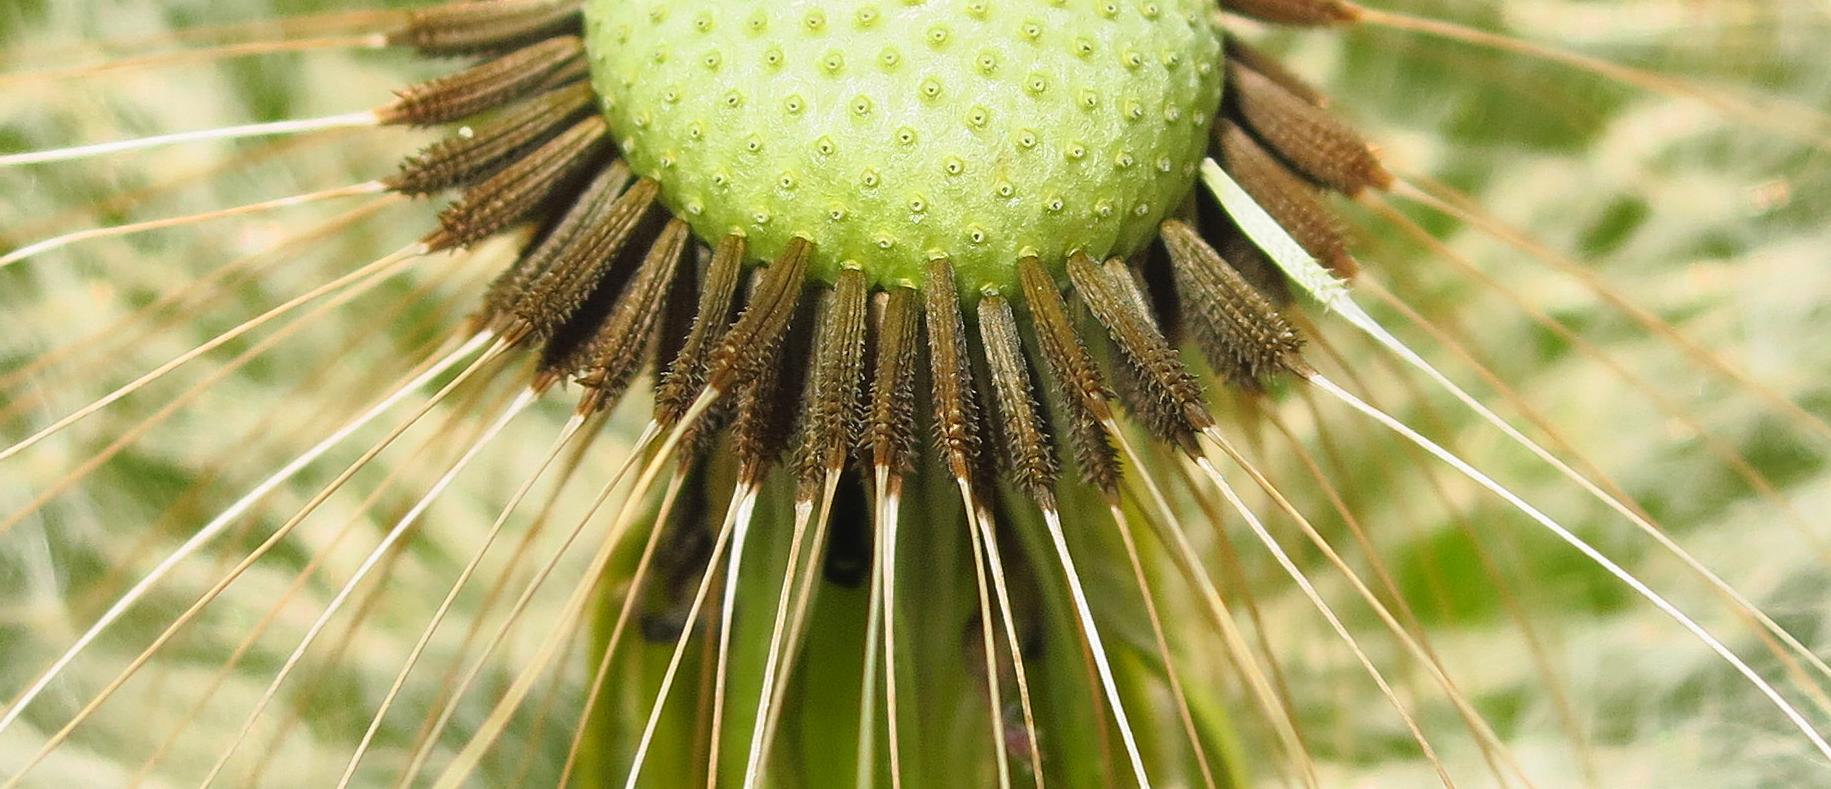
(476, 160), (630, 328)
(1214, 220), (1294, 305)
(1226, 0), (1362, 27)
(1054, 378), (1124, 500)
(923, 258), (985, 482)
(1093, 255), (1197, 442)
(1102, 256), (1163, 333)
(651, 244), (704, 392)
(654, 235), (746, 426)
(701, 238), (814, 396)
(793, 269), (871, 497)
(498, 175), (656, 341)
(977, 294), (1060, 507)
(1227, 62), (1391, 195)
(731, 299), (810, 481)
(563, 218), (691, 410)
(426, 115), (611, 252)
(1135, 242), (1185, 347)
(1225, 39), (1330, 109)
(1067, 252), (1211, 448)
(376, 36), (586, 127)
(1215, 119), (1359, 277)
(1160, 220), (1306, 387)
(1015, 258), (1121, 497)
(388, 82), (595, 197)
(1016, 258), (1110, 420)
(865, 288), (921, 477)
(388, 0), (584, 58)
(528, 207), (663, 379)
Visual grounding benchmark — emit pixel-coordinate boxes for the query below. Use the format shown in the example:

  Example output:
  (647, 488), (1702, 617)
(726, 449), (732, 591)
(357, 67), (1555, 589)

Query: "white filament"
(1040, 508), (1152, 788)
(0, 110), (378, 168)
(200, 387), (537, 786)
(0, 242), (428, 462)
(1207, 158), (1831, 761)
(742, 497), (818, 788)
(624, 484), (756, 789)
(336, 413), (586, 789)
(0, 329), (489, 738)
(0, 182), (386, 270)
(1309, 373), (1831, 763)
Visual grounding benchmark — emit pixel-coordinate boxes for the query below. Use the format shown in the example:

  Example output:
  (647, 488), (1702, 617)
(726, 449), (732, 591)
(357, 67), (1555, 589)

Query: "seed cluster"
(333, 0), (1400, 522)
(350, 0), (1391, 659)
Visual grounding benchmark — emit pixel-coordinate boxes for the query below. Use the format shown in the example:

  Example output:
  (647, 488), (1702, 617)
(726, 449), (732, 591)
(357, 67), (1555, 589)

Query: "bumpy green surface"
(583, 0), (1223, 292)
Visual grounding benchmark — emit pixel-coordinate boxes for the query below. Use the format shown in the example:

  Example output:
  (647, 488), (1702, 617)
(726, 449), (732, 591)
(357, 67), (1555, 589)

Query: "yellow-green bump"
(584, 0), (1223, 294)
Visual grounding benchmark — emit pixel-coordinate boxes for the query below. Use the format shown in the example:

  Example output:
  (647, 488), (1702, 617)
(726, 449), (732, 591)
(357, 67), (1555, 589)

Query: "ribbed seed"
(1103, 256), (1163, 334)
(1227, 0), (1363, 26)
(377, 36), (586, 126)
(792, 269), (870, 497)
(731, 299), (811, 479)
(654, 235), (746, 426)
(865, 288), (921, 476)
(978, 294), (1060, 507)
(501, 176), (657, 341)
(388, 0), (583, 57)
(676, 393), (739, 469)
(1015, 258), (1121, 496)
(1227, 62), (1390, 195)
(427, 115), (610, 252)
(562, 218), (690, 410)
(1017, 258), (1110, 419)
(388, 82), (595, 197)
(476, 161), (629, 327)
(924, 259), (984, 482)
(1225, 39), (1329, 109)
(702, 238), (813, 396)
(1052, 373), (1123, 499)
(1100, 254), (1195, 436)
(651, 243), (702, 392)
(530, 55), (591, 94)
(1067, 252), (1212, 447)
(1082, 259), (1191, 446)
(1215, 119), (1358, 277)
(1101, 336), (1179, 448)
(1161, 220), (1306, 387)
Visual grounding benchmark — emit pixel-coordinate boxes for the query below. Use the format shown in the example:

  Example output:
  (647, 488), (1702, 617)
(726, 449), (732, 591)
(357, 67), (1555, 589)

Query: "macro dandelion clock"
(3, 0), (1830, 786)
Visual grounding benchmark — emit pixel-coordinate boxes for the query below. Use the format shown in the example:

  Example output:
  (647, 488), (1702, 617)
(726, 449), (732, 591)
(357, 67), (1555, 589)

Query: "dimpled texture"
(583, 0), (1223, 293)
